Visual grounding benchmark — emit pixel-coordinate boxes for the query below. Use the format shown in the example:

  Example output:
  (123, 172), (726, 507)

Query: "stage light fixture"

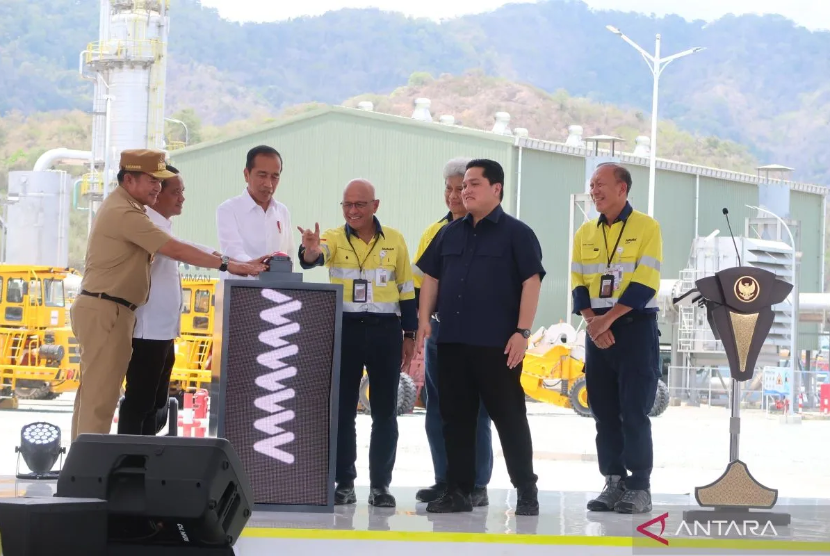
(15, 422), (65, 480)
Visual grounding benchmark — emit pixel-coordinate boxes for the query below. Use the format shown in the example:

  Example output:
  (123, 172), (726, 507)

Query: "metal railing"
(84, 39), (162, 65)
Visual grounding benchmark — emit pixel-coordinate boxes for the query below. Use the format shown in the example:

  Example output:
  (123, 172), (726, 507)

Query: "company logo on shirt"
(253, 289), (302, 464)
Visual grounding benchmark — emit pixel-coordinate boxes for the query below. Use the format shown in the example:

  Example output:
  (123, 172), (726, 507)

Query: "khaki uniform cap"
(120, 149), (176, 179)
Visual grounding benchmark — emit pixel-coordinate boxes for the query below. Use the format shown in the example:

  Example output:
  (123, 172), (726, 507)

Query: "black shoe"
(614, 488), (652, 514)
(426, 488), (473, 513)
(587, 475), (625, 511)
(335, 483), (356, 505)
(516, 484), (539, 516)
(471, 486), (489, 507)
(416, 482), (447, 503)
(368, 486), (396, 508)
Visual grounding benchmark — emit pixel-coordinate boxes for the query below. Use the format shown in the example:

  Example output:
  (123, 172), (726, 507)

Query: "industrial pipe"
(71, 179), (88, 212)
(34, 149), (92, 172)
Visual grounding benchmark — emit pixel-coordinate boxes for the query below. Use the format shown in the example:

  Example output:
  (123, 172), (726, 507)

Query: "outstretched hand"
(297, 223), (321, 253)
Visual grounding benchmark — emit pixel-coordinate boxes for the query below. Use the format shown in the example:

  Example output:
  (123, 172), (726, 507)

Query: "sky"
(198, 0), (830, 31)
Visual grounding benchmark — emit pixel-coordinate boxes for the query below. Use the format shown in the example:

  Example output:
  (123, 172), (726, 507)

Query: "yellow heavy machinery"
(521, 322), (669, 417)
(0, 265), (82, 407)
(168, 275), (215, 401)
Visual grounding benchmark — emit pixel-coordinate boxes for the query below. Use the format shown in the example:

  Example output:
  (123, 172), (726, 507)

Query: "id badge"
(609, 266), (623, 291)
(353, 279), (369, 303)
(599, 274), (615, 299)
(376, 269), (388, 287)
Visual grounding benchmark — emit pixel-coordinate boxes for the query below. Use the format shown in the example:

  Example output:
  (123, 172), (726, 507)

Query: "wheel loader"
(0, 265), (82, 407)
(521, 322), (669, 418)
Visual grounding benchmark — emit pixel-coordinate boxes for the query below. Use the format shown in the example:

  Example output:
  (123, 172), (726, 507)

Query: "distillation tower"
(80, 0), (170, 216)
(1, 1), (170, 267)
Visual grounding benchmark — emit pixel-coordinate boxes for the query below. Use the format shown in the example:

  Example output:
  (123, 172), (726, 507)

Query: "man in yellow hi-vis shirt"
(571, 162), (662, 515)
(411, 158), (493, 507)
(297, 178), (416, 509)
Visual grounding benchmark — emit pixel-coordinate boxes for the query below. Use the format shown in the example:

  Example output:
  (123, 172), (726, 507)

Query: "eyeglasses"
(341, 201), (375, 210)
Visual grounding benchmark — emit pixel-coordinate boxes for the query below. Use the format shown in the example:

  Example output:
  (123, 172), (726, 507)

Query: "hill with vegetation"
(1, 0), (828, 185)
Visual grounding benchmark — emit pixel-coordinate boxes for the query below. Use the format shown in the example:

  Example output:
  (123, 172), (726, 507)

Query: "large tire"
(358, 372), (419, 416)
(397, 373), (418, 415)
(649, 380), (670, 417)
(569, 376), (593, 418)
(14, 380), (54, 400)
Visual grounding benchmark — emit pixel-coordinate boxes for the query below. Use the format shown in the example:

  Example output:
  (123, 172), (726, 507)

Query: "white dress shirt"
(134, 207), (214, 340)
(215, 189), (295, 280)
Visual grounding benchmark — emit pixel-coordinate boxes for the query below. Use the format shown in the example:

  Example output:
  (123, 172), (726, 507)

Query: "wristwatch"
(219, 255), (230, 272)
(516, 328), (531, 339)
(404, 331), (416, 340)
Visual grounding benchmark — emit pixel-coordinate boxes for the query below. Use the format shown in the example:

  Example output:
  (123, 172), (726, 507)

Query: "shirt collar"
(463, 204), (504, 226)
(145, 206), (172, 230)
(597, 201), (633, 227)
(443, 211), (454, 223)
(345, 215), (385, 239)
(242, 189), (276, 212)
(115, 184), (145, 210)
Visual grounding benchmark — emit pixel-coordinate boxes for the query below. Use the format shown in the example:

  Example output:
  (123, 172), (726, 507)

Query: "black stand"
(674, 266), (793, 526)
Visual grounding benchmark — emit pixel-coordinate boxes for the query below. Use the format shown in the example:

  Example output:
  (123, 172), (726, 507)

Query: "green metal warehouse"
(168, 104), (827, 351)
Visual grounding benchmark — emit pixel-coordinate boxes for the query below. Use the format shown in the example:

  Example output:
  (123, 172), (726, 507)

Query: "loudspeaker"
(54, 434), (253, 549)
(0, 497), (107, 556)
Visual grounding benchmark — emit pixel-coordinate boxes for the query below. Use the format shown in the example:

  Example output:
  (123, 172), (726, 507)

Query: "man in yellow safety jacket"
(571, 162), (663, 515)
(411, 157), (493, 507)
(297, 178), (417, 509)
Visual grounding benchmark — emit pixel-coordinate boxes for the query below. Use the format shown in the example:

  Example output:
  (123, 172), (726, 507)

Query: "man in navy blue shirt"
(415, 159), (544, 516)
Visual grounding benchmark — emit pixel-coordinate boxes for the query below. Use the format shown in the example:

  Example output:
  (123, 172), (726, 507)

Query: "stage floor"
(2, 478), (829, 555)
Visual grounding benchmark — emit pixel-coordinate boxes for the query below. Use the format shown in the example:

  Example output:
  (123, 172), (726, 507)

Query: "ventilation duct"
(439, 115), (455, 125)
(492, 112), (511, 135)
(412, 98), (433, 122)
(514, 128), (529, 138)
(357, 101), (374, 112)
(565, 125), (584, 147)
(633, 135), (651, 157)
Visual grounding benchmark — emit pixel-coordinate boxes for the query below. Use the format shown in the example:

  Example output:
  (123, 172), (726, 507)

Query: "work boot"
(516, 484), (539, 516)
(587, 475), (625, 511)
(368, 486), (396, 508)
(416, 482), (447, 503)
(426, 488), (473, 513)
(471, 486), (489, 507)
(334, 483), (356, 505)
(614, 488), (652, 514)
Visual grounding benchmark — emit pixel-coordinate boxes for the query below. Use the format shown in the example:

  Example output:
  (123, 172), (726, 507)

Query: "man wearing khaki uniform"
(71, 149), (267, 441)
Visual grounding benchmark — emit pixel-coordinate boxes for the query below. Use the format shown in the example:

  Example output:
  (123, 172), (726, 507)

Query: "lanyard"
(602, 219), (628, 270)
(347, 233), (380, 276)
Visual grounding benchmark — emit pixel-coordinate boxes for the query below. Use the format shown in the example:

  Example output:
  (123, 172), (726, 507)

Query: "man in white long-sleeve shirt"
(117, 165), (265, 435)
(216, 145), (295, 280)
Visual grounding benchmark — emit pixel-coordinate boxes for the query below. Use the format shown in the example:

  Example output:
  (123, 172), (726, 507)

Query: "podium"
(213, 256), (343, 513)
(674, 266), (792, 526)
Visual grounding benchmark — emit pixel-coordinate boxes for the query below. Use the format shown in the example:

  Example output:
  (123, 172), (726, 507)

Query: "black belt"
(80, 290), (137, 311)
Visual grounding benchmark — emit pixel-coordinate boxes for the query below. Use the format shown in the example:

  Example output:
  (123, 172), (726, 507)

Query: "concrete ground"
(1, 395), (828, 500)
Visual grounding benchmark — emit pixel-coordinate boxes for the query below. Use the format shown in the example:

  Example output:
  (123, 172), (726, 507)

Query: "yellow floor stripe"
(241, 527), (830, 551)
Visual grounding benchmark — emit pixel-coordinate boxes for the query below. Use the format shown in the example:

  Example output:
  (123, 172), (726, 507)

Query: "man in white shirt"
(216, 145), (295, 280)
(117, 165), (266, 435)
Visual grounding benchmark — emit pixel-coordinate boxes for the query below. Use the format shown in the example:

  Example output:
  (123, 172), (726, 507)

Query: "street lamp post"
(747, 204), (799, 422)
(606, 26), (704, 217)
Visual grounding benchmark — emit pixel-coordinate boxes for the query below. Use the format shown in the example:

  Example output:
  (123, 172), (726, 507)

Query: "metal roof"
(170, 104), (827, 196)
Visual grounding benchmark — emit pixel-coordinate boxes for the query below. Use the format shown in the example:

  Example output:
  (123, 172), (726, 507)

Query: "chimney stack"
(412, 98), (433, 122)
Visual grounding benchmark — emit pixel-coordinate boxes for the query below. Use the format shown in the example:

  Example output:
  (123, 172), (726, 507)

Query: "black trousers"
(336, 315), (403, 488)
(436, 343), (537, 494)
(118, 338), (176, 436)
(585, 313), (660, 491)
